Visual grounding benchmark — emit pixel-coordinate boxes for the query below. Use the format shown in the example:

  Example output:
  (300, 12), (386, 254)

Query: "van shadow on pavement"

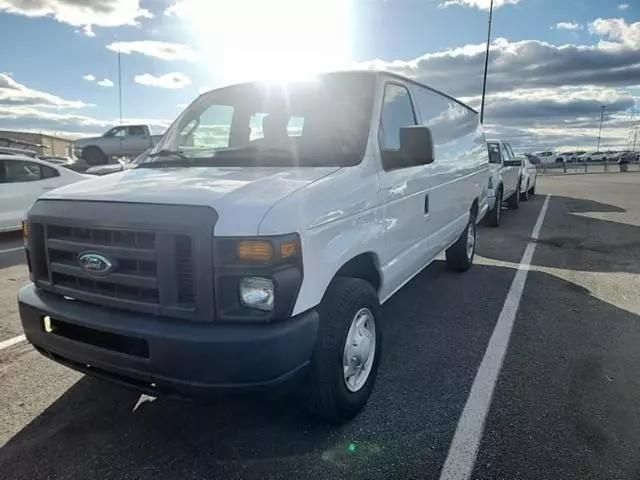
(481, 195), (640, 275)
(0, 260), (517, 480)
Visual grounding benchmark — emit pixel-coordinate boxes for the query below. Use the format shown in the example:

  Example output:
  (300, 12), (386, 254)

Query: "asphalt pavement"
(0, 172), (639, 479)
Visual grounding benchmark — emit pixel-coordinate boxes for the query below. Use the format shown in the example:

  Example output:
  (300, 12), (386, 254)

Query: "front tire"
(484, 188), (502, 227)
(82, 146), (107, 166)
(520, 181), (529, 201)
(446, 210), (476, 272)
(507, 182), (521, 209)
(529, 183), (536, 195)
(306, 277), (382, 423)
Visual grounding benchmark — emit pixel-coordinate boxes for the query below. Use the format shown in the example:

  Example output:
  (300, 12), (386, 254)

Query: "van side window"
(378, 84), (416, 152)
(414, 87), (477, 161)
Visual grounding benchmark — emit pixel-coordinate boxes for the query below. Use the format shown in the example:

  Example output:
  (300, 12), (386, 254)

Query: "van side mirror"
(504, 159), (523, 167)
(381, 126), (435, 170)
(400, 126), (435, 166)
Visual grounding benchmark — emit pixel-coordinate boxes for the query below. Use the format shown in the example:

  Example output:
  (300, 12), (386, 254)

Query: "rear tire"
(484, 188), (502, 227)
(306, 277), (382, 424)
(82, 146), (107, 166)
(507, 182), (520, 209)
(530, 183), (536, 195)
(446, 210), (476, 272)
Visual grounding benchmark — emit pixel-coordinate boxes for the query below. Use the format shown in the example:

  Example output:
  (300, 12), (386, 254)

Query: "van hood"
(42, 166), (340, 235)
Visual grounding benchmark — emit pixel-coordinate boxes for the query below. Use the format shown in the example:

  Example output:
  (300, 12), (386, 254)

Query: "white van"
(19, 71), (489, 422)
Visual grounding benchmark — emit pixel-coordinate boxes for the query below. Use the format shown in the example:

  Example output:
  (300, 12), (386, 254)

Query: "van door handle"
(424, 194), (429, 214)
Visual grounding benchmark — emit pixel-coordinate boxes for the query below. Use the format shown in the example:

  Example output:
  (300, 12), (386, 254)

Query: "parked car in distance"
(605, 150), (621, 162)
(519, 154), (537, 201)
(554, 151), (574, 163)
(485, 140), (523, 226)
(568, 150), (587, 162)
(618, 151), (639, 164)
(73, 124), (163, 166)
(524, 153), (542, 166)
(19, 71), (490, 423)
(0, 155), (89, 232)
(579, 151), (604, 162)
(0, 146), (40, 158)
(40, 155), (75, 166)
(533, 151), (556, 164)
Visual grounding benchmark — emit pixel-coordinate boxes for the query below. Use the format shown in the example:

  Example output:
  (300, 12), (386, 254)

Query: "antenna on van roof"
(480, 0), (494, 125)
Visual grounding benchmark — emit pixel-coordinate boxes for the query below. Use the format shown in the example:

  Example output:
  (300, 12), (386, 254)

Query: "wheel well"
(334, 253), (381, 292)
(471, 199), (479, 217)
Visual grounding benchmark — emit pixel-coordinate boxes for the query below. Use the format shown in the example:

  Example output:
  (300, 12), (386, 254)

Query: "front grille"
(36, 223), (195, 315)
(27, 201), (217, 322)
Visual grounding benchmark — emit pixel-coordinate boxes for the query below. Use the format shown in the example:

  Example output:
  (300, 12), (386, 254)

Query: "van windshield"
(147, 73), (376, 168)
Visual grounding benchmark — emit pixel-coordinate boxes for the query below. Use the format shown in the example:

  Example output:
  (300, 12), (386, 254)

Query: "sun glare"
(177, 0), (352, 83)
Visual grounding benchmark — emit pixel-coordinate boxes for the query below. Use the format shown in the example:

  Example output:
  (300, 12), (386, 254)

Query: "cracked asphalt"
(1, 172), (639, 479)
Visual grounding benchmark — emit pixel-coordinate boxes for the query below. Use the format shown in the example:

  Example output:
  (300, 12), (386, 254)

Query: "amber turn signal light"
(237, 240), (274, 263)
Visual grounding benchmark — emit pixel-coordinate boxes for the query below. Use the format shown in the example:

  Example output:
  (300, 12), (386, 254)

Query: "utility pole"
(596, 105), (606, 152)
(480, 0), (494, 124)
(633, 126), (638, 152)
(118, 49), (123, 125)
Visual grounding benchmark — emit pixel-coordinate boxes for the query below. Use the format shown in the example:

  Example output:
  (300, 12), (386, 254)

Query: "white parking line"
(0, 334), (26, 352)
(439, 194), (551, 480)
(0, 246), (23, 254)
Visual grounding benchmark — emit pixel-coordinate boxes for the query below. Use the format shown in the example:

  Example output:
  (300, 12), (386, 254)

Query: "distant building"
(0, 131), (73, 157)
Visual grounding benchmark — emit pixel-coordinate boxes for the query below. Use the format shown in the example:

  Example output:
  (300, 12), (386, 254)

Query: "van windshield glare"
(148, 73), (376, 168)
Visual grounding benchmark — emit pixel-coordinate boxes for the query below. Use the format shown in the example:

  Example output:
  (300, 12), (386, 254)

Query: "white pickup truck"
(74, 125), (163, 165)
(19, 71), (489, 423)
(484, 140), (523, 226)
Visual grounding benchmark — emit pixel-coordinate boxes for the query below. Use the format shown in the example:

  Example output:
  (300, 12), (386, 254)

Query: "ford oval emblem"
(78, 252), (114, 275)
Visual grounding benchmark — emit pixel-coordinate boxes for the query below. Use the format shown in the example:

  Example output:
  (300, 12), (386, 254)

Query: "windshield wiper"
(138, 149), (191, 168)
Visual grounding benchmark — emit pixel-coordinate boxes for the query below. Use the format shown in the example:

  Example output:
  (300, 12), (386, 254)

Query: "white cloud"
(0, 73), (89, 108)
(0, 106), (171, 137)
(439, 0), (520, 10)
(360, 18), (640, 150)
(83, 74), (96, 81)
(0, 0), (152, 32)
(0, 74), (171, 137)
(82, 24), (95, 37)
(590, 17), (640, 49)
(555, 21), (583, 31)
(134, 72), (191, 89)
(618, 3), (629, 10)
(97, 78), (114, 87)
(106, 40), (198, 61)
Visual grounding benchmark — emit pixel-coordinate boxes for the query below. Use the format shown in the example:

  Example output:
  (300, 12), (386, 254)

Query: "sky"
(0, 0), (638, 151)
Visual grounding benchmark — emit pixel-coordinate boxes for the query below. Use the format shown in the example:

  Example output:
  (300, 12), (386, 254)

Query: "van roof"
(198, 70), (478, 115)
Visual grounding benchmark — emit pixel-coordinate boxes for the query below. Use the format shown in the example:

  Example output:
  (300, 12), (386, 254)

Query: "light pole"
(480, 0), (494, 125)
(596, 105), (605, 152)
(118, 49), (123, 125)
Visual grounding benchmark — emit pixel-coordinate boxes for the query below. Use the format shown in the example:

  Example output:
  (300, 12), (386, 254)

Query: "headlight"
(239, 277), (275, 311)
(214, 234), (302, 320)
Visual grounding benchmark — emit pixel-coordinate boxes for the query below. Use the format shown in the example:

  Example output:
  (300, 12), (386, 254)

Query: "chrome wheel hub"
(467, 220), (475, 259)
(343, 307), (376, 392)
